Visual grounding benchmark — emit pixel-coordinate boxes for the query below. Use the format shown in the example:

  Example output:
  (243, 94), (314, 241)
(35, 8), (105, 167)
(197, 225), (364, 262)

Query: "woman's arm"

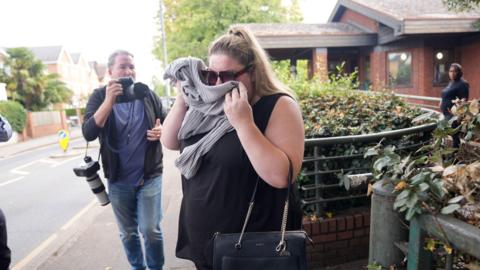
(160, 88), (188, 150)
(224, 86), (304, 188)
(459, 80), (469, 100)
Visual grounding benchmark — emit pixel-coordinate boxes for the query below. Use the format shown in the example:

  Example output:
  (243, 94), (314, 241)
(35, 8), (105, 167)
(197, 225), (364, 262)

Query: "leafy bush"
(0, 100), (27, 133)
(273, 60), (439, 216)
(274, 60), (430, 138)
(65, 108), (77, 117)
(368, 99), (480, 224)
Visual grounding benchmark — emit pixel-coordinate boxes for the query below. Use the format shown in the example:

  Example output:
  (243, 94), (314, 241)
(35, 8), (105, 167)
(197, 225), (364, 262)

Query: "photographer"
(0, 115), (12, 269)
(0, 115), (12, 142)
(82, 50), (166, 270)
(0, 208), (10, 270)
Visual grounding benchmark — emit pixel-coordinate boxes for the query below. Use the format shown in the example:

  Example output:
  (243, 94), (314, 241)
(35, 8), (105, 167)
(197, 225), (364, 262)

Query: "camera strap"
(105, 101), (136, 154)
(84, 141), (101, 162)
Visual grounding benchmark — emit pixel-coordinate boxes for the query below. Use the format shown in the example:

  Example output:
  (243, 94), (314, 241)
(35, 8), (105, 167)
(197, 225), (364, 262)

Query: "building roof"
(70, 53), (81, 64)
(28, 46), (63, 63)
(89, 61), (108, 81)
(240, 23), (377, 48)
(241, 23), (371, 36)
(330, 0), (480, 35)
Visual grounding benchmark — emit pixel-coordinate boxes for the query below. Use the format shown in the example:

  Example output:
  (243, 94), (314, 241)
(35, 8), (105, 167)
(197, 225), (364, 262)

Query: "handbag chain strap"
(235, 157), (293, 254)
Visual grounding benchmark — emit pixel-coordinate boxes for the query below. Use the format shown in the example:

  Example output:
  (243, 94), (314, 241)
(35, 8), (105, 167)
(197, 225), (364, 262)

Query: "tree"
(442, 0), (480, 11)
(154, 0), (303, 64)
(0, 48), (73, 111)
(43, 73), (73, 108)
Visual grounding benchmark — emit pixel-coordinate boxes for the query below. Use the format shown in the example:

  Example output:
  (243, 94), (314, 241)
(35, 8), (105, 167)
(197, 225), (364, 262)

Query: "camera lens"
(73, 156), (110, 206)
(86, 173), (110, 206)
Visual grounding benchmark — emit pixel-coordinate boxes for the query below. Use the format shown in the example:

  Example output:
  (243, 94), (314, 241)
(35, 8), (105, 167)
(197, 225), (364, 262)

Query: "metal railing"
(394, 93), (441, 111)
(299, 109), (441, 216)
(407, 214), (480, 270)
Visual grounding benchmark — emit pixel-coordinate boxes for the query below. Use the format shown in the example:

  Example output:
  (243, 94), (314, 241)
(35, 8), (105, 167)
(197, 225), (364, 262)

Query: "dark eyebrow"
(120, 64), (135, 69)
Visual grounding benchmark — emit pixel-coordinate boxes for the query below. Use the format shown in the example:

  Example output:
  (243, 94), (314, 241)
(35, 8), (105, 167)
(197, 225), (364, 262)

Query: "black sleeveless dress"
(176, 93), (302, 268)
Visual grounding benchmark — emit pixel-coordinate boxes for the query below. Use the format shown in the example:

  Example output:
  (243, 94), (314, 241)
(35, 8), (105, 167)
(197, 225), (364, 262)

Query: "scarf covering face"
(163, 57), (238, 178)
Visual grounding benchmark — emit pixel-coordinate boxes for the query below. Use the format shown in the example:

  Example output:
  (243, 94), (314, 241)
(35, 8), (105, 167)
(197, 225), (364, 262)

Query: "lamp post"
(159, 0), (170, 97)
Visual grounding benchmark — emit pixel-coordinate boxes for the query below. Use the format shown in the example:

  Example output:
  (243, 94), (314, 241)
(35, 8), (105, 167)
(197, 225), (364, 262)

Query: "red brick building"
(243, 0), (480, 106)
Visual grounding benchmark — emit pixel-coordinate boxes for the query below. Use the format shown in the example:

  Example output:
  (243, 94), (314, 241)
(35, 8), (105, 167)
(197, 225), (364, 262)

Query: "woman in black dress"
(161, 26), (305, 269)
(440, 63), (469, 147)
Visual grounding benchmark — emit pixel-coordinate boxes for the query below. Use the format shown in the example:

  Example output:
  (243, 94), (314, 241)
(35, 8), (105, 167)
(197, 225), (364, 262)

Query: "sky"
(0, 0), (337, 84)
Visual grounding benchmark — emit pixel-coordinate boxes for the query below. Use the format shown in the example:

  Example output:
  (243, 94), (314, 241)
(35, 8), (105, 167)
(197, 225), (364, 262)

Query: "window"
(433, 49), (454, 85)
(388, 51), (412, 87)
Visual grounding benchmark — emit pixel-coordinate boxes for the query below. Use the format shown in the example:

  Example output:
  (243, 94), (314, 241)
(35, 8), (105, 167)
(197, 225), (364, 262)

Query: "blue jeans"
(109, 176), (164, 270)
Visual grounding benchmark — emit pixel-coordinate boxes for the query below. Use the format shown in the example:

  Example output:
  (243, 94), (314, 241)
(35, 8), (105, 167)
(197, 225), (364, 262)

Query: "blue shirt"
(110, 100), (148, 186)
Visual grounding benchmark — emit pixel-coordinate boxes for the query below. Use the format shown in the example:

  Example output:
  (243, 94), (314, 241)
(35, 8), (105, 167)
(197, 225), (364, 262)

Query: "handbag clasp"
(276, 241), (291, 256)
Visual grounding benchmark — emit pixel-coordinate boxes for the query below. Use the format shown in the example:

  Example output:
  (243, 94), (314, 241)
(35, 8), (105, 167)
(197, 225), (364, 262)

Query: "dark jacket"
(82, 86), (167, 181)
(0, 115), (12, 142)
(440, 79), (469, 117)
(0, 208), (11, 270)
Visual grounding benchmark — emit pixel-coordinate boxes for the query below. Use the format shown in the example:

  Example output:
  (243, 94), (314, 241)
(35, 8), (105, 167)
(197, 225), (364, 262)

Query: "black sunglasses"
(201, 65), (251, 86)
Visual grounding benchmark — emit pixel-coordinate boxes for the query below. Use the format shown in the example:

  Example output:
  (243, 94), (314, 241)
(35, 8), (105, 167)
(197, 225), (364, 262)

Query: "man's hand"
(104, 80), (123, 105)
(93, 80), (124, 128)
(147, 118), (162, 141)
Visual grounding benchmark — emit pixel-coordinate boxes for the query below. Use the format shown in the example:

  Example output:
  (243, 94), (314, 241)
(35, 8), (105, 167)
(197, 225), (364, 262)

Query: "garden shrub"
(0, 100), (27, 133)
(64, 108), (77, 117)
(273, 60), (438, 215)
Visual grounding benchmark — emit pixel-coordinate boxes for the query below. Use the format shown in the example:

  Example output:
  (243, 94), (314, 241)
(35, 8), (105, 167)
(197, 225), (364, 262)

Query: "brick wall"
(371, 46), (442, 109)
(461, 39), (480, 100)
(339, 9), (378, 32)
(25, 111), (68, 138)
(302, 209), (370, 269)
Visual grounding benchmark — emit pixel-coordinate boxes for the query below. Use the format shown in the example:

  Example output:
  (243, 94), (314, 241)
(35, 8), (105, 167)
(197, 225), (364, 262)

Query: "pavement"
(1, 128), (367, 270)
(1, 127), (195, 270)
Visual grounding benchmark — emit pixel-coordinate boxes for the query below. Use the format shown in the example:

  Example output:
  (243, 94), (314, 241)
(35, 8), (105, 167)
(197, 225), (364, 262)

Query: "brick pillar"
(76, 108), (83, 124)
(370, 50), (387, 91)
(312, 48), (328, 82)
(60, 110), (68, 130)
(26, 111), (34, 138)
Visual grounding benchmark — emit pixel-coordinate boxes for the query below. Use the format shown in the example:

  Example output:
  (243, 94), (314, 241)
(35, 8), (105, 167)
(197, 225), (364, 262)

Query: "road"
(0, 138), (100, 267)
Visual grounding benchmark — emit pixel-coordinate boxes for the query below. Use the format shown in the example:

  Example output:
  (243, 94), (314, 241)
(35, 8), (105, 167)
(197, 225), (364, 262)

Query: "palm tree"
(0, 47), (72, 111)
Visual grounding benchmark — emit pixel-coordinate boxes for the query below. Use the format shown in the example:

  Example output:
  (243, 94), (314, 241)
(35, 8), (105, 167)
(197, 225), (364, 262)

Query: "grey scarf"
(163, 57), (238, 178)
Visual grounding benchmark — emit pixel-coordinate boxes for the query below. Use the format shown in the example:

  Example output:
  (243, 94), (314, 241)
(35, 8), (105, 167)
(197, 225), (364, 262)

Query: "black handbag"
(213, 158), (308, 270)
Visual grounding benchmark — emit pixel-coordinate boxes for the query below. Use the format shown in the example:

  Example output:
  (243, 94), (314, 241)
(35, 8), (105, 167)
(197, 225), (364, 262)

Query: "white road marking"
(11, 199), (97, 270)
(10, 159), (58, 175)
(51, 155), (82, 168)
(11, 234), (58, 270)
(61, 199), (96, 230)
(0, 176), (24, 187)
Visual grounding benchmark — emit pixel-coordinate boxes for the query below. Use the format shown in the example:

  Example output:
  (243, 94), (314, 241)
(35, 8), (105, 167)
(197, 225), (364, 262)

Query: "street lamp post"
(159, 0), (170, 97)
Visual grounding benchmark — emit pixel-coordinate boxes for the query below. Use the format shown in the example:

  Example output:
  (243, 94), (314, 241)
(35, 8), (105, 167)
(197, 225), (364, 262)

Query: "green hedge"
(65, 108), (77, 117)
(65, 108), (85, 117)
(0, 101), (27, 133)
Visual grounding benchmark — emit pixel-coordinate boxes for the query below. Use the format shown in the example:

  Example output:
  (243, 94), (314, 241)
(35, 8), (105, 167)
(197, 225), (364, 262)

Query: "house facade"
(29, 46), (101, 108)
(243, 0), (480, 107)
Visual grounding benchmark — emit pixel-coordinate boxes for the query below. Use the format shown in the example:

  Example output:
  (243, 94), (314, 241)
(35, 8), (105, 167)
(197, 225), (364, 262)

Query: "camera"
(116, 77), (148, 103)
(73, 156), (110, 206)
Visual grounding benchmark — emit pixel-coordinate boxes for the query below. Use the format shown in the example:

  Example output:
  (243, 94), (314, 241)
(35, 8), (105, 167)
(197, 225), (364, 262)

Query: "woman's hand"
(160, 82), (188, 150)
(224, 83), (253, 131)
